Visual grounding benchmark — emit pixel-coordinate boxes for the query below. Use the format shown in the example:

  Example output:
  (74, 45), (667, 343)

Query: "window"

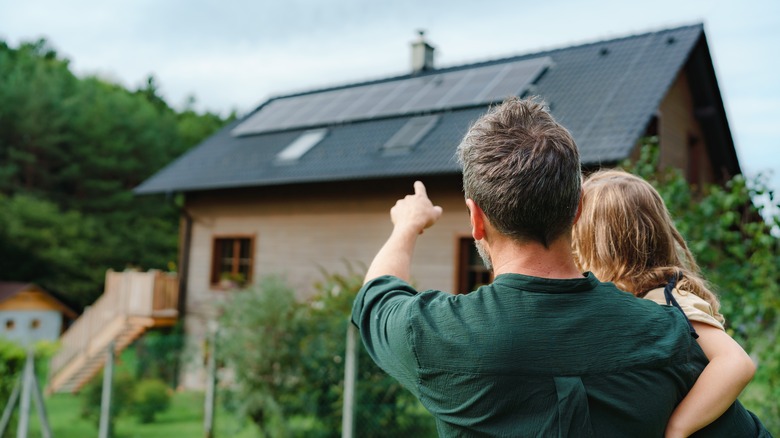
(5, 319), (14, 331)
(275, 129), (328, 164)
(456, 237), (492, 294)
(382, 115), (439, 155)
(211, 236), (255, 288)
(31, 319), (41, 330)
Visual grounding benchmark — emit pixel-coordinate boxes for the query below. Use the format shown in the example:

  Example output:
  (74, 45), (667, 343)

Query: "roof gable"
(136, 24), (712, 194)
(0, 282), (77, 318)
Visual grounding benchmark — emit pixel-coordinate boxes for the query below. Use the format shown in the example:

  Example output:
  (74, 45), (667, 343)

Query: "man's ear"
(466, 199), (486, 240)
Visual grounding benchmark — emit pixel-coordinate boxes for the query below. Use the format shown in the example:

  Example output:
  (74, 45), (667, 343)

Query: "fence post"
(31, 371), (52, 438)
(16, 350), (35, 438)
(341, 323), (358, 438)
(0, 379), (20, 435)
(98, 341), (115, 438)
(204, 321), (218, 438)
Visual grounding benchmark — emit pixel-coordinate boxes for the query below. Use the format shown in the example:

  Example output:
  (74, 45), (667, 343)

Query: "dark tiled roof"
(136, 24), (708, 194)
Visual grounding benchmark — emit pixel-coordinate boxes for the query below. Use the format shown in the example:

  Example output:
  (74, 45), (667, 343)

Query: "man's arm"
(364, 181), (443, 283)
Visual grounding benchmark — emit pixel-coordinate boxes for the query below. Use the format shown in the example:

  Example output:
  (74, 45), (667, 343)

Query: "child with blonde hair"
(572, 169), (766, 437)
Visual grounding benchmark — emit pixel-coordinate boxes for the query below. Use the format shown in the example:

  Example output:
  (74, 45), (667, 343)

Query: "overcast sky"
(1, 0), (778, 195)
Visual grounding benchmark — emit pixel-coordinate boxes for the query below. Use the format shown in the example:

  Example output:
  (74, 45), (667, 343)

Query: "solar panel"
(402, 69), (470, 113)
(444, 64), (507, 107)
(232, 56), (552, 137)
(480, 61), (548, 102)
(308, 87), (364, 125)
(371, 77), (429, 116)
(337, 81), (397, 121)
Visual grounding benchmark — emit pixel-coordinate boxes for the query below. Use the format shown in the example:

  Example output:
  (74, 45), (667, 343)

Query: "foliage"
(0, 339), (25, 437)
(134, 325), (186, 387)
(0, 38), (231, 308)
(218, 270), (437, 437)
(0, 340), (57, 437)
(622, 140), (780, 431)
(80, 369), (136, 429)
(131, 379), (172, 423)
(0, 194), (101, 307)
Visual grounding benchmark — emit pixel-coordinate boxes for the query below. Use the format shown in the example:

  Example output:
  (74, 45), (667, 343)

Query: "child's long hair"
(572, 170), (721, 316)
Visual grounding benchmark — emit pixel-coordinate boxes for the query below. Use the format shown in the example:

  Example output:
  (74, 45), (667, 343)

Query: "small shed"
(0, 282), (77, 346)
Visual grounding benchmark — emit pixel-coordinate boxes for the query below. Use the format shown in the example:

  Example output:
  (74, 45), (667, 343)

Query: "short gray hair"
(456, 97), (581, 247)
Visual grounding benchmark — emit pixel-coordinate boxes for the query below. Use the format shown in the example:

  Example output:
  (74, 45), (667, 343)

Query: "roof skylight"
(383, 115), (440, 155)
(275, 129), (328, 163)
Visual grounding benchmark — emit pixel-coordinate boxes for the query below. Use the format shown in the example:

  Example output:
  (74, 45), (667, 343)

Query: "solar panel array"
(232, 56), (552, 136)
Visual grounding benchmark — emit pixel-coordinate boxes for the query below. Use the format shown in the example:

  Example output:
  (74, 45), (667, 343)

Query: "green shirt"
(352, 273), (768, 437)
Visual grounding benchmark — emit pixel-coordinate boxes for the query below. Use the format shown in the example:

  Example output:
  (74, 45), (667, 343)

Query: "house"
(136, 24), (740, 387)
(0, 282), (77, 346)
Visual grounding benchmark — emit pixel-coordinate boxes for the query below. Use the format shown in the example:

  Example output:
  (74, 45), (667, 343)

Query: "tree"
(0, 194), (101, 306)
(0, 38), (230, 307)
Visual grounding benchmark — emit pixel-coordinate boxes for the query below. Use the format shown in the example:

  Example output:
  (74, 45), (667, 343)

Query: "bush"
(134, 324), (185, 386)
(0, 340), (25, 438)
(218, 271), (436, 437)
(131, 378), (171, 423)
(0, 340), (58, 438)
(79, 370), (135, 426)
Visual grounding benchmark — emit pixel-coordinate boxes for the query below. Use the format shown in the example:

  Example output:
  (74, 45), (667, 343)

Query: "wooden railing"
(48, 269), (179, 387)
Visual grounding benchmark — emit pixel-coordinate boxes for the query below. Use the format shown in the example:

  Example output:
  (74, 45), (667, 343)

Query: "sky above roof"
(1, 0), (778, 199)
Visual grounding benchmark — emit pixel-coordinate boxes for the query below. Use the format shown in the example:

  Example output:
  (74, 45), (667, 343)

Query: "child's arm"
(664, 322), (756, 438)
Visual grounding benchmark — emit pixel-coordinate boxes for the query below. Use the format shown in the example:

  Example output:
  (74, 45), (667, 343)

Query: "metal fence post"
(31, 370), (52, 438)
(16, 350), (34, 438)
(0, 379), (20, 435)
(99, 341), (115, 438)
(342, 323), (358, 438)
(204, 321), (218, 438)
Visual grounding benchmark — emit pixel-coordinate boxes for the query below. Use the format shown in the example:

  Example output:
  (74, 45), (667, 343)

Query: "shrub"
(134, 324), (185, 386)
(218, 271), (436, 437)
(131, 378), (171, 423)
(79, 370), (135, 426)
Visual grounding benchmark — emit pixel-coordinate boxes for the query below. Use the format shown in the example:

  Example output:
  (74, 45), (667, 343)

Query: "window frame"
(210, 234), (256, 289)
(454, 234), (493, 294)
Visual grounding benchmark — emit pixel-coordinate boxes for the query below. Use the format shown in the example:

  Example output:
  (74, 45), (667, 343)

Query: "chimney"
(411, 30), (435, 73)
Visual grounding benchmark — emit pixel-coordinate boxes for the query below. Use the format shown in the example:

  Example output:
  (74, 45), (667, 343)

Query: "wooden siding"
(179, 176), (469, 388)
(184, 176), (469, 299)
(657, 70), (716, 185)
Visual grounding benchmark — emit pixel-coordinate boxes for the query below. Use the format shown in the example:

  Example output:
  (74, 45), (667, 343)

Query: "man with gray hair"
(352, 97), (765, 436)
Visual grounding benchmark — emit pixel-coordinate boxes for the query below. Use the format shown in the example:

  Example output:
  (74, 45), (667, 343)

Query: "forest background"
(0, 39), (231, 309)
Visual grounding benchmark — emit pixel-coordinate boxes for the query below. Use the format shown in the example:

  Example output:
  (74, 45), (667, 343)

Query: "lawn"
(15, 348), (260, 438)
(25, 390), (260, 438)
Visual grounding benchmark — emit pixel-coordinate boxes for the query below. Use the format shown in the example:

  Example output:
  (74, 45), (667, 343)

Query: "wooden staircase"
(47, 270), (179, 394)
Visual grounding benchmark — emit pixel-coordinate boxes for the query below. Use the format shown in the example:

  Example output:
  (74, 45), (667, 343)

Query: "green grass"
(23, 391), (260, 438)
(16, 349), (260, 437)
